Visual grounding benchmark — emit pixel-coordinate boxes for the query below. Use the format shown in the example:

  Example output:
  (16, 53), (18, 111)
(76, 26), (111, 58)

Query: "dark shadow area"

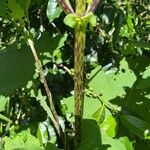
(79, 119), (110, 150)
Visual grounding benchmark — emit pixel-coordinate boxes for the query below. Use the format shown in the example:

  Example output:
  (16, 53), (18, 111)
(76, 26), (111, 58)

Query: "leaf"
(88, 58), (136, 101)
(79, 119), (102, 150)
(92, 103), (105, 125)
(4, 136), (25, 150)
(31, 89), (54, 121)
(0, 96), (9, 112)
(63, 95), (101, 119)
(100, 131), (129, 150)
(45, 142), (58, 150)
(7, 0), (31, 20)
(100, 115), (118, 138)
(4, 131), (43, 150)
(79, 119), (129, 150)
(84, 12), (96, 27)
(0, 43), (35, 96)
(7, 0), (24, 20)
(47, 0), (62, 23)
(64, 14), (78, 28)
(119, 137), (134, 150)
(0, 32), (67, 96)
(130, 40), (150, 50)
(0, 0), (6, 17)
(120, 115), (150, 139)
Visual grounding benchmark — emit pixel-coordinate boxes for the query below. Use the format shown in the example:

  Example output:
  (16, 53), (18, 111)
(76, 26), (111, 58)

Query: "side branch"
(27, 39), (64, 143)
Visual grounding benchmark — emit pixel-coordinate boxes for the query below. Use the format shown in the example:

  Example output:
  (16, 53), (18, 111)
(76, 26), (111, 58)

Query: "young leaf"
(120, 115), (150, 139)
(47, 0), (62, 23)
(100, 115), (118, 138)
(92, 103), (105, 125)
(64, 14), (78, 28)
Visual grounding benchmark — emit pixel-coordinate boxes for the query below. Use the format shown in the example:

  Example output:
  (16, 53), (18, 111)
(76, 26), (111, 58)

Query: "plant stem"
(74, 0), (86, 149)
(27, 39), (64, 143)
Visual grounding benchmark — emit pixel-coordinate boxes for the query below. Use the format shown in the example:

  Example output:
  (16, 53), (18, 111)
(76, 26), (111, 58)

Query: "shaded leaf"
(92, 103), (105, 125)
(0, 43), (35, 96)
(120, 115), (150, 139)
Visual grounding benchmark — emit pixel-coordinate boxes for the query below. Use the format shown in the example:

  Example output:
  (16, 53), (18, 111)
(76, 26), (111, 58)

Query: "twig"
(27, 38), (64, 143)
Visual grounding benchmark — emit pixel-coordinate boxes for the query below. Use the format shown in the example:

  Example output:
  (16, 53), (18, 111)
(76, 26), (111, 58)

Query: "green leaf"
(119, 137), (134, 150)
(0, 0), (7, 17)
(0, 43), (35, 96)
(63, 95), (101, 119)
(100, 131), (129, 150)
(47, 0), (62, 23)
(79, 119), (102, 150)
(4, 136), (25, 150)
(130, 40), (150, 50)
(31, 89), (54, 121)
(88, 58), (136, 101)
(0, 96), (9, 112)
(7, 0), (24, 20)
(84, 12), (96, 27)
(120, 115), (150, 139)
(45, 142), (58, 150)
(92, 103), (105, 125)
(79, 119), (129, 150)
(7, 0), (31, 20)
(4, 131), (43, 150)
(64, 14), (78, 28)
(100, 115), (118, 138)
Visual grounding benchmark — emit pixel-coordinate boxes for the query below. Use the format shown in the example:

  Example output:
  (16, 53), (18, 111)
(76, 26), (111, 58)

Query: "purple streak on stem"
(86, 0), (101, 14)
(58, 0), (74, 14)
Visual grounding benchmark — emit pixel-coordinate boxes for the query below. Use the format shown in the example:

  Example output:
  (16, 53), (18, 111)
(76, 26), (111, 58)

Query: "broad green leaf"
(120, 115), (150, 139)
(88, 58), (136, 101)
(79, 119), (129, 150)
(4, 136), (25, 150)
(0, 96), (9, 112)
(100, 115), (118, 138)
(79, 119), (102, 150)
(101, 131), (129, 150)
(7, 0), (24, 20)
(47, 0), (62, 23)
(4, 131), (43, 150)
(0, 43), (35, 96)
(7, 0), (31, 20)
(119, 137), (134, 150)
(92, 103), (105, 125)
(25, 133), (43, 150)
(63, 96), (101, 119)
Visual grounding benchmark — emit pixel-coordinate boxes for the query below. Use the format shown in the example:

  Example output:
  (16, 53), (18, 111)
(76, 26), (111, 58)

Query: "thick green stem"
(74, 0), (86, 149)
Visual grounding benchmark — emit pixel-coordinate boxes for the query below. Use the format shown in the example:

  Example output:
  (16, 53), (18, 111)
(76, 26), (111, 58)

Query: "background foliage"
(0, 0), (150, 149)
